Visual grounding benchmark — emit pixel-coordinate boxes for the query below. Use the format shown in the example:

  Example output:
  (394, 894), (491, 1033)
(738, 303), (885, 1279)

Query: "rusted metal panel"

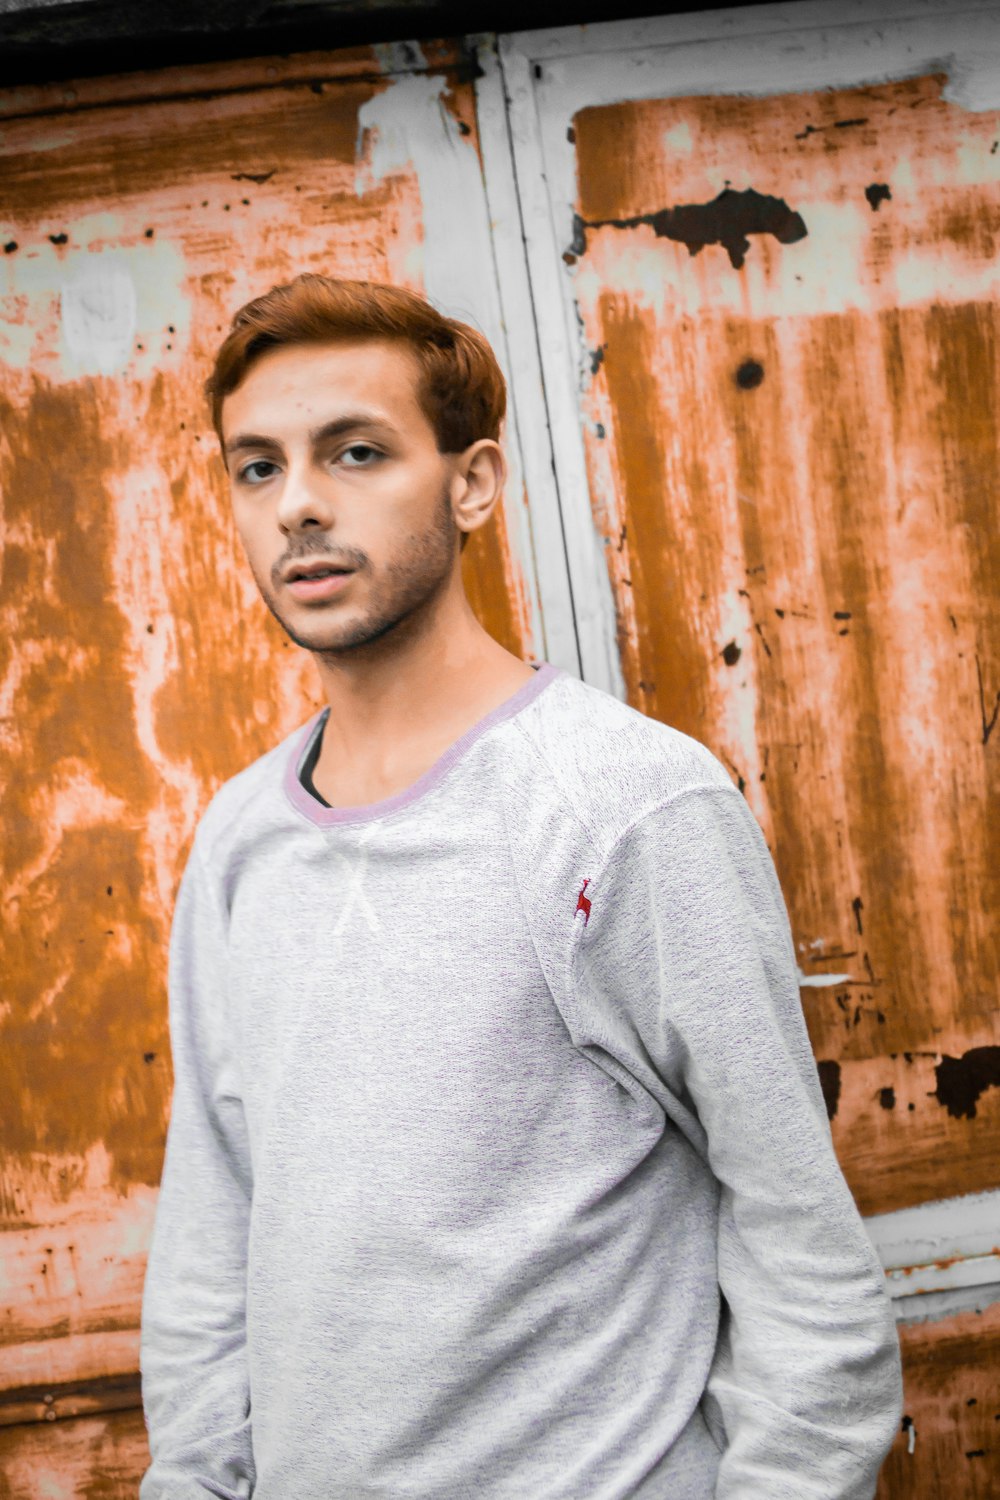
(876, 1300), (1000, 1497)
(0, 1405), (149, 1497)
(0, 40), (538, 1423)
(565, 70), (999, 1218)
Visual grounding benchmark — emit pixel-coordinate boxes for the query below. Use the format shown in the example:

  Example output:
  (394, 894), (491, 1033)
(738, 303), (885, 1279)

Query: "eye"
(339, 443), (382, 468)
(237, 459), (280, 485)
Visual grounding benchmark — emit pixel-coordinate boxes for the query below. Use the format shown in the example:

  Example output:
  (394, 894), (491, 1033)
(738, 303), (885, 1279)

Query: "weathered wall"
(499, 8), (1000, 1492)
(0, 40), (540, 1486)
(567, 69), (1000, 1219)
(3, 5), (999, 1493)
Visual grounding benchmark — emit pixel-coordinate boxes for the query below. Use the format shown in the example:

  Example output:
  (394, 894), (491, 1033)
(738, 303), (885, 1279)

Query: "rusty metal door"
(0, 38), (574, 1491)
(495, 2), (1000, 1493)
(3, 3), (1000, 1494)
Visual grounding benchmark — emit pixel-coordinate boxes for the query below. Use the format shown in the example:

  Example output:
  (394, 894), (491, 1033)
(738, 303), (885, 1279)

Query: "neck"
(308, 574), (534, 787)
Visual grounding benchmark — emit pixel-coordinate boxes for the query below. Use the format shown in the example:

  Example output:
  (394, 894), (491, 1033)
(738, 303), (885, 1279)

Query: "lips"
(284, 560), (354, 583)
(284, 560), (356, 603)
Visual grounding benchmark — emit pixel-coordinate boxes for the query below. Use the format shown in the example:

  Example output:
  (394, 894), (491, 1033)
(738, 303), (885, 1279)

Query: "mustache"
(271, 539), (368, 589)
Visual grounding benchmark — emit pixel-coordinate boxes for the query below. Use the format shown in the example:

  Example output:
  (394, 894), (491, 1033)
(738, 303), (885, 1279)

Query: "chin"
(280, 609), (407, 656)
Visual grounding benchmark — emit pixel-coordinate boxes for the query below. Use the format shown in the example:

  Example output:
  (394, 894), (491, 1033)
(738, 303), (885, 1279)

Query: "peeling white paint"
(797, 967), (854, 988)
(108, 462), (204, 918)
(522, 8), (1000, 310)
(663, 120), (694, 154)
(1, 224), (190, 381)
(356, 69), (492, 332)
(474, 41), (582, 676)
(867, 1185), (1000, 1271)
(61, 254), (137, 375)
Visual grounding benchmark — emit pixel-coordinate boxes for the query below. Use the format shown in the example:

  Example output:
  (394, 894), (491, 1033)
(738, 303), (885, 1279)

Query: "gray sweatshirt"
(140, 661), (901, 1500)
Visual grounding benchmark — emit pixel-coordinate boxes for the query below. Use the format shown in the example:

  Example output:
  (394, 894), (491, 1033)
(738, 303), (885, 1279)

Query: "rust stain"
(0, 381), (164, 1193)
(0, 1406), (150, 1494)
(460, 483), (529, 660)
(0, 82), (370, 215)
(0, 45), (397, 124)
(815, 1047), (1000, 1216)
(570, 74), (1000, 1214)
(591, 293), (719, 732)
(876, 1299), (1000, 1499)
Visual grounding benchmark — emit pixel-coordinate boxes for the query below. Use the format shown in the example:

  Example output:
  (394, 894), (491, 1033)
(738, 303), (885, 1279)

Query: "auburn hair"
(206, 274), (507, 453)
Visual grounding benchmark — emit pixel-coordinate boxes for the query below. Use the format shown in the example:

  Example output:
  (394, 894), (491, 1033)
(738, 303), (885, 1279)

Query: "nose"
(275, 463), (335, 535)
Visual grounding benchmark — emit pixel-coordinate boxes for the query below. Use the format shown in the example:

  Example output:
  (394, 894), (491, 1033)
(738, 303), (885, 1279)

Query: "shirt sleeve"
(140, 835), (256, 1499)
(570, 782), (902, 1500)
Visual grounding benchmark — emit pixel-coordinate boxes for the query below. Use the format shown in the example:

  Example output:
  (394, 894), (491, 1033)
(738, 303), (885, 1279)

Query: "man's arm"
(140, 836), (256, 1499)
(573, 782), (902, 1500)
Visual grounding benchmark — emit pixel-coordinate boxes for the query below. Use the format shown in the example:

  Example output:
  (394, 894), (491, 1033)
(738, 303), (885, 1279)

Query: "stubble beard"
(251, 480), (460, 662)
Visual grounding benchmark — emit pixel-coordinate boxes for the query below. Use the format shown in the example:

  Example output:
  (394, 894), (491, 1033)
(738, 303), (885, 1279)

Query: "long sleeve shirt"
(140, 660), (902, 1499)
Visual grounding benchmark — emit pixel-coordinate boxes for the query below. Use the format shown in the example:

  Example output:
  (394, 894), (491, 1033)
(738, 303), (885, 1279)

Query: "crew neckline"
(284, 661), (562, 828)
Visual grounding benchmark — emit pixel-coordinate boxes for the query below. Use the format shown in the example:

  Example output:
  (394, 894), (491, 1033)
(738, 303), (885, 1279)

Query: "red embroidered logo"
(576, 878), (592, 925)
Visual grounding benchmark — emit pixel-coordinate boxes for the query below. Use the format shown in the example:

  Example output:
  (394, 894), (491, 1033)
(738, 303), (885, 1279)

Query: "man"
(140, 274), (902, 1499)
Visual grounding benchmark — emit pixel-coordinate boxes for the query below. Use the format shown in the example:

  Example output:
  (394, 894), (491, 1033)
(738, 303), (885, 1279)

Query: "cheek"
(231, 505), (272, 561)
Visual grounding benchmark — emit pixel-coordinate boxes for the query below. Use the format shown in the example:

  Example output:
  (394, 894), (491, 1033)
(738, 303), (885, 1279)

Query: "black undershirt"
(299, 718), (332, 808)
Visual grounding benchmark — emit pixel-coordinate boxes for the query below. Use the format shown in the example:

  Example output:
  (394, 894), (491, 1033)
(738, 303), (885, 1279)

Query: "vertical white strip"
(474, 38), (581, 679)
(497, 36), (626, 700)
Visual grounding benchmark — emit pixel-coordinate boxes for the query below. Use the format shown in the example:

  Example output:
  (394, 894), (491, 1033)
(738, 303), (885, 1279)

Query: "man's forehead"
(220, 339), (425, 440)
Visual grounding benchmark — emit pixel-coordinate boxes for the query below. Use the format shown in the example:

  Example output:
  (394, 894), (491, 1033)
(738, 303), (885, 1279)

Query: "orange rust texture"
(876, 1300), (1000, 1498)
(0, 50), (527, 1380)
(569, 75), (1000, 1217)
(0, 1405), (149, 1497)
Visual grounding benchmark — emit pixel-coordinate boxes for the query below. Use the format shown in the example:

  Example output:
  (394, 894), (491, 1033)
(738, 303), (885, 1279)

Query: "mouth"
(285, 560), (354, 583)
(284, 560), (356, 602)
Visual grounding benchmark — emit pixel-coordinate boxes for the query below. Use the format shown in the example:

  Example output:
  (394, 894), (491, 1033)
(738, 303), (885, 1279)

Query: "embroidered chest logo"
(575, 878), (592, 925)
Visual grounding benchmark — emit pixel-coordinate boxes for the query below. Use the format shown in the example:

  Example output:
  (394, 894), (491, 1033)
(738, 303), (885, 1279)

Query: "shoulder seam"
(562, 780), (746, 1008)
(195, 730), (305, 867)
(509, 714), (604, 853)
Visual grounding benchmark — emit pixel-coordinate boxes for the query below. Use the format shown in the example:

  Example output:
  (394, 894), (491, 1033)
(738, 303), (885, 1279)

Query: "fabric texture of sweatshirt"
(140, 661), (902, 1500)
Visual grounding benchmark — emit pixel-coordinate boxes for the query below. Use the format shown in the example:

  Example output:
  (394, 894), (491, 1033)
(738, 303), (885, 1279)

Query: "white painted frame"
(480, 0), (1000, 1308)
(489, 0), (1000, 696)
(473, 37), (583, 678)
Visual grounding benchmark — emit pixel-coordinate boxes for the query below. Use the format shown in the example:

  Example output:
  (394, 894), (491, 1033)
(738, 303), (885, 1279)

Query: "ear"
(450, 439), (506, 540)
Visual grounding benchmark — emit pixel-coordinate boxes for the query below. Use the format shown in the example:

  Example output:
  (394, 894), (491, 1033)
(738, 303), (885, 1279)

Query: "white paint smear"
(797, 967), (853, 988)
(60, 254), (137, 375)
(355, 70), (497, 332)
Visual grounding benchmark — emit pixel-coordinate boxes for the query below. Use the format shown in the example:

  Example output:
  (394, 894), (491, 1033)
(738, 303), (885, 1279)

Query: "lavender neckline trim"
(283, 661), (562, 828)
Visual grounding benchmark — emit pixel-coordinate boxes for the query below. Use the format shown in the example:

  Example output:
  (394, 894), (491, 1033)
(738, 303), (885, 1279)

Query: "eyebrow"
(223, 413), (396, 460)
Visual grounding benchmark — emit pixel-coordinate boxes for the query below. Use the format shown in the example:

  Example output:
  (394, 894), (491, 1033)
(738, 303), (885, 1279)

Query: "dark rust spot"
(721, 640), (742, 666)
(796, 117), (869, 140)
(933, 1047), (1000, 1120)
(735, 359), (764, 389)
(817, 1060), (841, 1120)
(574, 186), (808, 270)
(865, 182), (892, 212)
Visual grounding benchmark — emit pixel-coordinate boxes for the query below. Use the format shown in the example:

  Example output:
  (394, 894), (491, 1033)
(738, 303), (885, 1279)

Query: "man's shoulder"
(513, 670), (734, 853)
(193, 714), (317, 865)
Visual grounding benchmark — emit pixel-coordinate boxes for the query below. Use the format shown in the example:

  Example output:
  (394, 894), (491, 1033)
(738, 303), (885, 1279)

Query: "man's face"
(220, 339), (461, 657)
